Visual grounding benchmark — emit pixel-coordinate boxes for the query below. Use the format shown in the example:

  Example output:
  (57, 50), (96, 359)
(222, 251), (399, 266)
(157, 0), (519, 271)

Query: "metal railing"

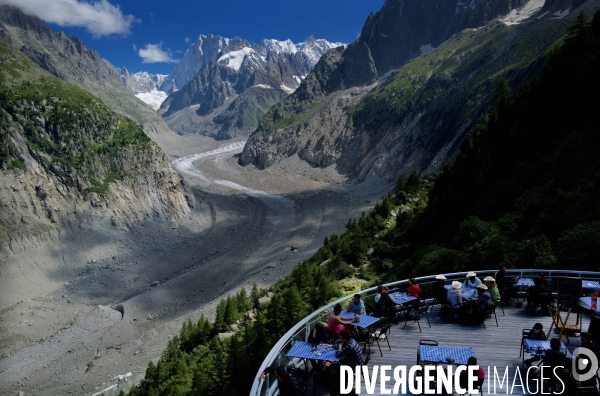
(250, 268), (600, 396)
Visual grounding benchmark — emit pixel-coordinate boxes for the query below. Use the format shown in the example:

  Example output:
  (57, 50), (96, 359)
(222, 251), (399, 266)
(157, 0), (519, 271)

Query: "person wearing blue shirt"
(465, 272), (482, 289)
(347, 294), (365, 314)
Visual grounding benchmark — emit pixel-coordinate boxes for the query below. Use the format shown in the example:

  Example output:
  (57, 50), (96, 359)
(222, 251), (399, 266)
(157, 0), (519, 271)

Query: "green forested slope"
(0, 38), (156, 194)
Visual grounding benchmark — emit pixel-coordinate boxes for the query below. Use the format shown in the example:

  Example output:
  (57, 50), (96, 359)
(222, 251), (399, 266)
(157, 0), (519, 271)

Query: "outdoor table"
(391, 292), (417, 306)
(444, 285), (478, 301)
(514, 278), (535, 288)
(523, 339), (572, 361)
(578, 297), (600, 314)
(582, 280), (600, 293)
(286, 341), (338, 362)
(417, 345), (475, 366)
(340, 311), (381, 329)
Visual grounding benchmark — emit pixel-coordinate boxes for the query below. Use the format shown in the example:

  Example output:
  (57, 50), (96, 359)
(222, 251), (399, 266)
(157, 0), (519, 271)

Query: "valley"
(0, 132), (389, 396)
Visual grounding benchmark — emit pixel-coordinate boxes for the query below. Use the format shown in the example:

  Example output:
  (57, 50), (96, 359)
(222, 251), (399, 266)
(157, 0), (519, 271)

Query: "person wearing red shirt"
(407, 277), (421, 298)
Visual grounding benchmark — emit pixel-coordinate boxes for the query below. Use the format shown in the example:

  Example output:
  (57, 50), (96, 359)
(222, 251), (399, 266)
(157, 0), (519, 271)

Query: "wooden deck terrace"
(295, 303), (597, 396)
(252, 270), (600, 396)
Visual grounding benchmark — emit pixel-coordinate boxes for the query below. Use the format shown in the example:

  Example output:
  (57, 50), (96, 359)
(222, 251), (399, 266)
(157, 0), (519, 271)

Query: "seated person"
(260, 366), (297, 396)
(541, 338), (570, 392)
(328, 303), (355, 338)
(308, 322), (330, 369)
(484, 276), (501, 303)
(407, 277), (421, 313)
(433, 275), (448, 305)
(580, 331), (600, 360)
(524, 323), (547, 367)
(335, 330), (363, 366)
(407, 277), (421, 298)
(459, 356), (485, 391)
(578, 331), (600, 385)
(346, 294), (365, 315)
(529, 322), (547, 340)
(447, 281), (465, 309)
(469, 284), (494, 324)
(308, 322), (329, 346)
(465, 272), (482, 289)
(447, 281), (468, 323)
(375, 285), (396, 325)
(526, 277), (550, 312)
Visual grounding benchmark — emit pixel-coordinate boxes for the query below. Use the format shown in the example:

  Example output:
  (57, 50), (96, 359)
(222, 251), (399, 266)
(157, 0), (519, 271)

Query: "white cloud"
(138, 42), (178, 64)
(184, 37), (190, 44)
(0, 0), (138, 37)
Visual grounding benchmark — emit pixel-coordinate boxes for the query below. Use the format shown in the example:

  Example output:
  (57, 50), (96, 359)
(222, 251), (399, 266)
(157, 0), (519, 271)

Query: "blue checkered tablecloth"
(514, 278), (535, 287)
(286, 341), (338, 361)
(582, 280), (600, 292)
(340, 311), (381, 328)
(523, 339), (572, 358)
(418, 345), (475, 365)
(391, 293), (417, 305)
(579, 297), (600, 313)
(444, 285), (478, 301)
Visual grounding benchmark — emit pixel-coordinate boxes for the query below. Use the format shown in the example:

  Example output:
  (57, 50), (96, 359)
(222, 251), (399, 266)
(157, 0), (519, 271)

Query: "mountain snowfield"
(128, 35), (343, 111)
(135, 89), (169, 110)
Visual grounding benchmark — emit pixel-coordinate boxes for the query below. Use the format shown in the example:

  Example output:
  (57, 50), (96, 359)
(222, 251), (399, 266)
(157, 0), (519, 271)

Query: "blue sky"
(3, 0), (385, 75)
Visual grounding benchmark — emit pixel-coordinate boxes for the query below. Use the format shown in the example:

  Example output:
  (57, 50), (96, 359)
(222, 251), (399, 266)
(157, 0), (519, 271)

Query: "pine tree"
(236, 288), (250, 312)
(224, 296), (239, 326)
(250, 282), (261, 310)
(214, 300), (227, 333)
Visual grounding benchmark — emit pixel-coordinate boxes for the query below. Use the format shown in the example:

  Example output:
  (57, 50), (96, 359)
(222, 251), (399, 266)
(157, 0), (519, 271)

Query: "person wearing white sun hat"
(433, 275), (448, 305)
(484, 276), (501, 303)
(465, 271), (482, 289)
(447, 281), (464, 312)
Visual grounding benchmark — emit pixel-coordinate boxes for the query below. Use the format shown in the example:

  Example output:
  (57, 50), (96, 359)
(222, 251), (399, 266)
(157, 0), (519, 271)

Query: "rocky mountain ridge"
(158, 35), (344, 139)
(240, 0), (600, 183)
(0, 5), (173, 136)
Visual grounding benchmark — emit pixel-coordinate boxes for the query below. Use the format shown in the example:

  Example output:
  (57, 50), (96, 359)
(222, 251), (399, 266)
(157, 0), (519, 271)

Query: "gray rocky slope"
(158, 35), (344, 139)
(0, 5), (172, 136)
(0, 40), (191, 260)
(240, 0), (600, 183)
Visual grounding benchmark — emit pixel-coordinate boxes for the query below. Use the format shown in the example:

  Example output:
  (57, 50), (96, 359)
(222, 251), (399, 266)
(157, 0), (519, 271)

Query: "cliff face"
(0, 5), (172, 136)
(0, 39), (191, 254)
(241, 0), (600, 182)
(341, 0), (527, 87)
(158, 36), (344, 139)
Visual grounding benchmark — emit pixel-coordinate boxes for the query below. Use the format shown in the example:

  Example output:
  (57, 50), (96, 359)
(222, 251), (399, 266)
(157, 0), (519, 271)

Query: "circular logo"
(572, 347), (599, 382)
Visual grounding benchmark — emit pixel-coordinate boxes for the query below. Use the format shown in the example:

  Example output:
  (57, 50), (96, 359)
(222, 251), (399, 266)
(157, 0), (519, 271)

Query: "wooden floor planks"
(308, 302), (595, 395)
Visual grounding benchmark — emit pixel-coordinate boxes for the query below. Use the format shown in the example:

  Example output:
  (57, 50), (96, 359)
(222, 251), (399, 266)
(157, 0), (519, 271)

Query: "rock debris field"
(0, 133), (389, 395)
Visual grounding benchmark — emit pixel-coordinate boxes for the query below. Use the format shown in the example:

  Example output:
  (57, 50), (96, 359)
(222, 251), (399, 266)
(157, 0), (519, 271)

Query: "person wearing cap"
(484, 276), (501, 303)
(346, 294), (364, 315)
(465, 272), (482, 289)
(433, 275), (448, 305)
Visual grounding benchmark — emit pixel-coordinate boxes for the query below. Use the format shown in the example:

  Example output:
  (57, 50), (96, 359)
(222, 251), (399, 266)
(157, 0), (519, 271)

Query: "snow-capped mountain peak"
(263, 39), (298, 55)
(218, 47), (265, 72)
